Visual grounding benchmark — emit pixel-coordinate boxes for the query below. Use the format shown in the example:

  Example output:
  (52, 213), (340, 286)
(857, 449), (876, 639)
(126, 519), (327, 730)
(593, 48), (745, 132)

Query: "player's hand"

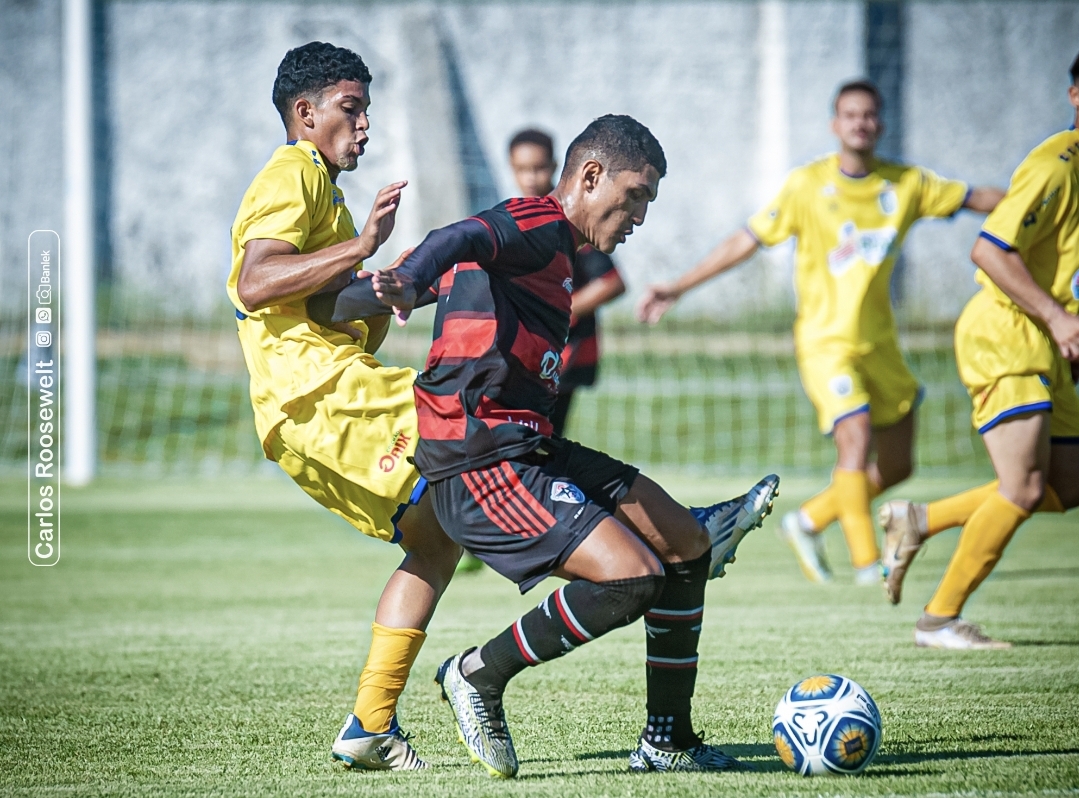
(357, 181), (407, 260)
(371, 268), (418, 326)
(382, 247), (415, 271)
(328, 321), (368, 341)
(1047, 310), (1079, 361)
(636, 284), (682, 324)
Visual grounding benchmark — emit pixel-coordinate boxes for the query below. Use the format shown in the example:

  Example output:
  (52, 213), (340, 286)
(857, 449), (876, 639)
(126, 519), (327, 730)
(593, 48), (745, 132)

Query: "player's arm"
(236, 181), (405, 312)
(971, 236), (1079, 360)
(637, 228), (759, 324)
(961, 186), (1006, 214)
(307, 218), (496, 326)
(571, 270), (625, 323)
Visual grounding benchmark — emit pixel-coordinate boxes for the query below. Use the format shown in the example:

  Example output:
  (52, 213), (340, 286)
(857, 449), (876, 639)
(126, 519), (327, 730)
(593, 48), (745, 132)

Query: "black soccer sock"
(465, 574), (665, 702)
(644, 551), (710, 750)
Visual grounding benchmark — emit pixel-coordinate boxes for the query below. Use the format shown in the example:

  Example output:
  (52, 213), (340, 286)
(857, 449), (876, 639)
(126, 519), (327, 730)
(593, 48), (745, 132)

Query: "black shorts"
(430, 437), (639, 592)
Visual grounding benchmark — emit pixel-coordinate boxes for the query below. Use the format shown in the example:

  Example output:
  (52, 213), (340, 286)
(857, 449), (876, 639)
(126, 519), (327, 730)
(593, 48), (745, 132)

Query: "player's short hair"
(833, 79), (883, 114)
(563, 115), (667, 179)
(509, 129), (555, 162)
(1071, 51), (1079, 85)
(272, 42), (372, 124)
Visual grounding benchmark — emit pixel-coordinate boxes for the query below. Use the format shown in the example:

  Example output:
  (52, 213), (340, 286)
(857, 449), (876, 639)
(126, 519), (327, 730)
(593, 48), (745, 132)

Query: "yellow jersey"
(227, 140), (376, 452)
(979, 128), (1079, 315)
(748, 154), (969, 350)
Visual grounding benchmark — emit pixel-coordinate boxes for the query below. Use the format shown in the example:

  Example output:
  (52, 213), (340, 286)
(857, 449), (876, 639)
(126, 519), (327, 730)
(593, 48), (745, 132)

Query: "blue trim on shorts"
(235, 309), (247, 320)
(1051, 436), (1079, 445)
(390, 478), (430, 545)
(825, 404), (870, 437)
(979, 230), (1015, 252)
(977, 401), (1053, 435)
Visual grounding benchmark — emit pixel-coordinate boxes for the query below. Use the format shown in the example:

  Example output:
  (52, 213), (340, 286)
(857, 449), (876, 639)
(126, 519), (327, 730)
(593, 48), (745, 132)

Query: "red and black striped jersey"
(413, 196), (579, 479)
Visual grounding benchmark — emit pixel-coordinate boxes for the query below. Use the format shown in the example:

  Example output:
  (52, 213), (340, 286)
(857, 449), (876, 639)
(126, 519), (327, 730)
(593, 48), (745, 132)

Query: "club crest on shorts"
(551, 481), (585, 504)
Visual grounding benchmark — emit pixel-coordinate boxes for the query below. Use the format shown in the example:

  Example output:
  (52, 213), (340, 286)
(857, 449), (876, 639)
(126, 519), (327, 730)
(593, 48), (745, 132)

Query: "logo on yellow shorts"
(379, 430), (411, 473)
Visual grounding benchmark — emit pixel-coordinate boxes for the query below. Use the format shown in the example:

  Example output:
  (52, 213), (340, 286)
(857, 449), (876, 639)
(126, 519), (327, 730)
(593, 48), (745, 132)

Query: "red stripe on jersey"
(509, 321), (562, 382)
(461, 469), (531, 537)
(429, 313), (496, 361)
(414, 387), (467, 440)
(510, 251), (573, 315)
(474, 395), (553, 437)
(505, 197), (567, 232)
(562, 336), (598, 370)
(498, 462), (556, 528)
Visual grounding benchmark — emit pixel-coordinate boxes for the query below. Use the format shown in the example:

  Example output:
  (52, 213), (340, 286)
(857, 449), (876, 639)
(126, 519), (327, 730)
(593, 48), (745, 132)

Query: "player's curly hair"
(272, 42), (372, 124)
(563, 115), (667, 179)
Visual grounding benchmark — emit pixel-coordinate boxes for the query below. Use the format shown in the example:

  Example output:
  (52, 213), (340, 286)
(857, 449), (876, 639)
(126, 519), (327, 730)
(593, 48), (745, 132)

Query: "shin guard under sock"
(644, 552), (710, 750)
(465, 574), (666, 702)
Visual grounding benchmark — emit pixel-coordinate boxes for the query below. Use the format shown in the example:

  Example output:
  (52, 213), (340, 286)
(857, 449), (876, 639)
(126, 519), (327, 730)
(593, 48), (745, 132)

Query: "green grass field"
(2, 473), (1077, 797)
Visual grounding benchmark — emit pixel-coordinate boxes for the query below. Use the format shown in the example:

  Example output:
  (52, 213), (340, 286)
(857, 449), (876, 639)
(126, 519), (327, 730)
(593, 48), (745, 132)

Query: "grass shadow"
(989, 567), (1078, 581)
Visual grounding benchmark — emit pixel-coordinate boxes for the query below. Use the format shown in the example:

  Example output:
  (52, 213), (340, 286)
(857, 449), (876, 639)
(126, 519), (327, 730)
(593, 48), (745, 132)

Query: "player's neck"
(284, 130), (341, 180)
(837, 148), (874, 178)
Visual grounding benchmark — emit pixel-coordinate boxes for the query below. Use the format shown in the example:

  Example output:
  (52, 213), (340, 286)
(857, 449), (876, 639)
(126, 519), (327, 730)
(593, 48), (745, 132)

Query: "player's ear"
(293, 96), (316, 129)
(580, 159), (602, 193)
(1069, 84), (1079, 109)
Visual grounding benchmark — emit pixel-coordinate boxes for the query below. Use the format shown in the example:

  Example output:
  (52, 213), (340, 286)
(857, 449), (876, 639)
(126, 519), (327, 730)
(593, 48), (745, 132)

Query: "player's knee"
(595, 573), (667, 627)
(1006, 471), (1046, 513)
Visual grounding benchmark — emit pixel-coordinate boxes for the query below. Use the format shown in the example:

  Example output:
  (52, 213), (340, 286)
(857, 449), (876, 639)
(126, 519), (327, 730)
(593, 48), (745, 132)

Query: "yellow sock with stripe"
(833, 469), (880, 568)
(925, 491), (1030, 618)
(801, 476), (881, 533)
(354, 623), (426, 733)
(926, 482), (1062, 537)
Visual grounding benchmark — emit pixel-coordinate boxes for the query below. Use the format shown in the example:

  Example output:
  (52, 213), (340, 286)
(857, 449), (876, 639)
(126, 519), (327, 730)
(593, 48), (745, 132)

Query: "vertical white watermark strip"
(28, 231), (62, 567)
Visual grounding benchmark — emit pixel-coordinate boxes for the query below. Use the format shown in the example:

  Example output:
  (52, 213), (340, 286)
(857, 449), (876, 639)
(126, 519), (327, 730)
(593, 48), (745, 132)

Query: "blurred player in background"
(638, 80), (1003, 585)
(311, 114), (780, 776)
(508, 129), (627, 435)
(228, 42), (458, 771)
(878, 55), (1079, 649)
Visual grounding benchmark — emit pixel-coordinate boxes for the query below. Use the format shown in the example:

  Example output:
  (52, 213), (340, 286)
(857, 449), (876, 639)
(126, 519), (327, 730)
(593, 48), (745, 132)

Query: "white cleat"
(435, 651), (518, 778)
(879, 499), (925, 604)
(330, 713), (428, 771)
(778, 511), (833, 583)
(694, 474), (780, 580)
(629, 735), (750, 772)
(914, 619), (1012, 650)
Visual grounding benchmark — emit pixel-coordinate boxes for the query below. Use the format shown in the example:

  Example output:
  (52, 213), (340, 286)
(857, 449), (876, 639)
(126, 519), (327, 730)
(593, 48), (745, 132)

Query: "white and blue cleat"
(629, 735), (749, 772)
(435, 651), (519, 778)
(693, 474), (780, 579)
(331, 713), (428, 770)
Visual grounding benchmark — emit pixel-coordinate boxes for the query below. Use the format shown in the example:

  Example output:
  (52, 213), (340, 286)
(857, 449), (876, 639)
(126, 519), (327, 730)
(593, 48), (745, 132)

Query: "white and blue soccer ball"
(773, 674), (881, 776)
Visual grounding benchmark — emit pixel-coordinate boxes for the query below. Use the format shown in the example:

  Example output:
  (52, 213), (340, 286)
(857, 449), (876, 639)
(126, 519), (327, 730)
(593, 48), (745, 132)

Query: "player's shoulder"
(496, 195), (568, 232)
(1014, 129), (1079, 179)
(257, 141), (329, 187)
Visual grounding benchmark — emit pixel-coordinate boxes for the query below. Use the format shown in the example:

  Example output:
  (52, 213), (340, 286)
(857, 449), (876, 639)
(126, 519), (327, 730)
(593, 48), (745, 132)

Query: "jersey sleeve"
(237, 157), (323, 251)
(747, 171), (802, 246)
(577, 247), (618, 283)
(980, 155), (1066, 252)
(914, 167), (969, 219)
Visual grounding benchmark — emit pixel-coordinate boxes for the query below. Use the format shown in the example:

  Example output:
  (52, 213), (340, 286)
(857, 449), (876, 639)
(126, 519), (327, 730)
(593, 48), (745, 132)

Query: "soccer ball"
(772, 674), (881, 776)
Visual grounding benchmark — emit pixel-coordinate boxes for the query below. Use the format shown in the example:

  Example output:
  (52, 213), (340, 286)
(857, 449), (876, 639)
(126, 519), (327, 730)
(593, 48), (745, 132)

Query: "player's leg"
(830, 410), (882, 583)
(430, 462), (666, 777)
(1048, 440), (1079, 509)
(915, 412), (1049, 649)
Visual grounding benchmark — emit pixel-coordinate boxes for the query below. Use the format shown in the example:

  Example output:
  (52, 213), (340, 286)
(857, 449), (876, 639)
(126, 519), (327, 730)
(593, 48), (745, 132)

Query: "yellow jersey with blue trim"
(227, 140), (375, 451)
(747, 154), (968, 350)
(978, 128), (1079, 315)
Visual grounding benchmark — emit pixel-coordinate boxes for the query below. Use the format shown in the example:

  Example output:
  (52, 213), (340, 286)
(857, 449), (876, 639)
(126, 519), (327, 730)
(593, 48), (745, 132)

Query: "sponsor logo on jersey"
(563, 277), (574, 293)
(379, 430), (412, 472)
(1023, 211), (1038, 227)
(539, 350), (562, 382)
(821, 184), (837, 197)
(827, 222), (898, 275)
(551, 481), (585, 504)
(829, 374), (854, 398)
(878, 189), (897, 215)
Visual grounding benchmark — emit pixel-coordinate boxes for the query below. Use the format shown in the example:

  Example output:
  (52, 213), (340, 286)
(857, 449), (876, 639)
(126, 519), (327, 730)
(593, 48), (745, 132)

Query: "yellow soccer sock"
(833, 469), (880, 568)
(354, 623), (426, 733)
(801, 477), (881, 533)
(925, 491), (1030, 618)
(925, 481), (1061, 536)
(925, 481), (998, 536)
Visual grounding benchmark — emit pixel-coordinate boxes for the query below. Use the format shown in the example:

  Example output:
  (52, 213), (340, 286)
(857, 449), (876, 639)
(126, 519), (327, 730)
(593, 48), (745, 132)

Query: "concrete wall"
(2, 0), (1077, 321)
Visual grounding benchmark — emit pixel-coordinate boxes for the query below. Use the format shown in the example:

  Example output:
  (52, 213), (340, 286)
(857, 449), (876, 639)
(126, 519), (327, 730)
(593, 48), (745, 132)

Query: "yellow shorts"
(955, 290), (1079, 440)
(797, 338), (922, 434)
(266, 357), (423, 542)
